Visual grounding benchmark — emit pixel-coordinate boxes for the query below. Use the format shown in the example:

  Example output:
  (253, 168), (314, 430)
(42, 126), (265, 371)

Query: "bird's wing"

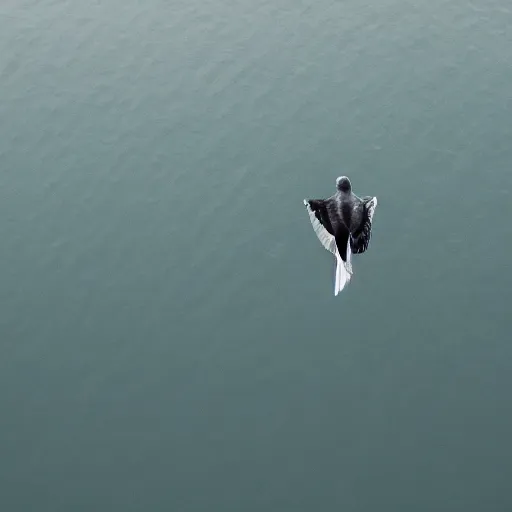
(303, 198), (337, 255)
(349, 196), (377, 254)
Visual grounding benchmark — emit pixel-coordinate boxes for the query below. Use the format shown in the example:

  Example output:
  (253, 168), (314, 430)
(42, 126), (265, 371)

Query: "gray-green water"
(2, 1), (512, 510)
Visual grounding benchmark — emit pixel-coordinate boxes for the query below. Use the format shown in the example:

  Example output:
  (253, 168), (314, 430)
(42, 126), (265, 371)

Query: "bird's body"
(304, 176), (377, 295)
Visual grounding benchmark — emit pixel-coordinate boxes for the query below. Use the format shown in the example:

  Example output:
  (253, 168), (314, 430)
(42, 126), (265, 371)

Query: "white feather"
(367, 197), (377, 222)
(334, 238), (352, 296)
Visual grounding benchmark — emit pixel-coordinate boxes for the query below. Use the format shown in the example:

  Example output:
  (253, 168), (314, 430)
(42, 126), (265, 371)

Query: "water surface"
(1, 0), (512, 510)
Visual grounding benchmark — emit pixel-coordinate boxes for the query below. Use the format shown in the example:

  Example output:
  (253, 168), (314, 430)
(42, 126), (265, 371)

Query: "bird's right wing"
(350, 196), (377, 254)
(303, 198), (337, 255)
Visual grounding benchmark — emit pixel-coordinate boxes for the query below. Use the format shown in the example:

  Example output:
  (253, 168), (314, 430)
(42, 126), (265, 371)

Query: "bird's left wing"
(303, 198), (337, 255)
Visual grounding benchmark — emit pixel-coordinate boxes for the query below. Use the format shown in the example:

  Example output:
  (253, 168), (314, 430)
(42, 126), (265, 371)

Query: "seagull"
(303, 176), (377, 296)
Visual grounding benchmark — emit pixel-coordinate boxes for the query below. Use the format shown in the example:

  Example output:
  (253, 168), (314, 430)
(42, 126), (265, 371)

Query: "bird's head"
(336, 176), (351, 193)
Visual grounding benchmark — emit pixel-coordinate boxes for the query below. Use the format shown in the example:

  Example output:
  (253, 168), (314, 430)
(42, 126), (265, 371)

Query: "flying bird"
(304, 176), (377, 295)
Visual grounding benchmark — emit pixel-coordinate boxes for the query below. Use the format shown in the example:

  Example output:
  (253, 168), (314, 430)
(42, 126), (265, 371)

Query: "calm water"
(2, 1), (512, 510)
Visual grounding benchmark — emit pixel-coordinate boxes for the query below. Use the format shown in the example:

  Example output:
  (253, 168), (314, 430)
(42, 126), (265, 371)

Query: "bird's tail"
(334, 243), (353, 296)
